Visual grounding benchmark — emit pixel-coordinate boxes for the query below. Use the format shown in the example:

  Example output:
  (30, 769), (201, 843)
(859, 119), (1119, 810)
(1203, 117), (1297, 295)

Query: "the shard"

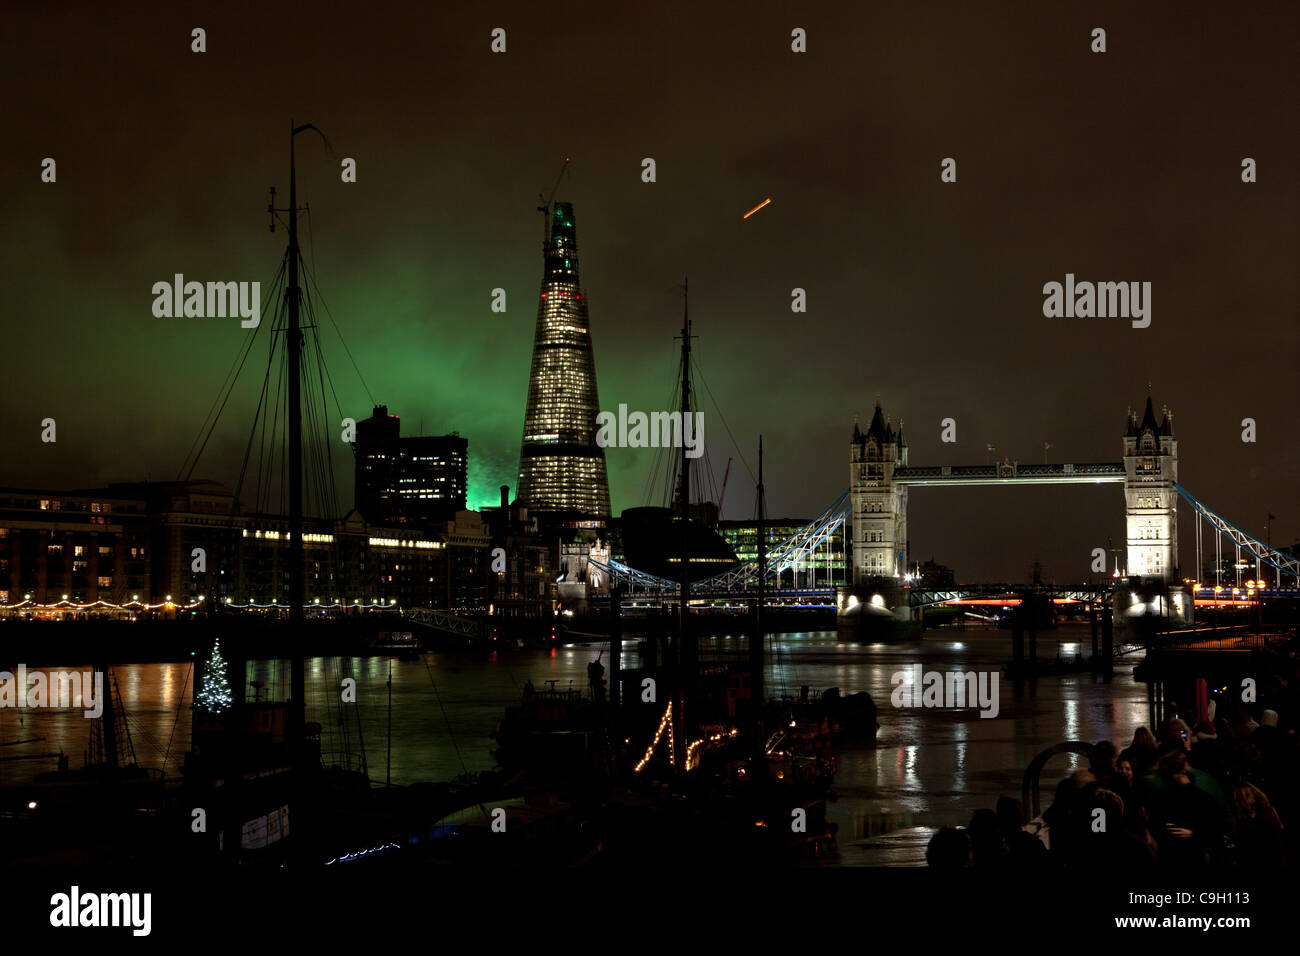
(515, 201), (611, 515)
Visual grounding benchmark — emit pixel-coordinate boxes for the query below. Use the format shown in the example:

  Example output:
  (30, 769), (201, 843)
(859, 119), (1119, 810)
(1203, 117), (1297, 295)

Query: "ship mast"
(675, 279), (695, 771)
(270, 121), (326, 759)
(287, 125), (305, 752)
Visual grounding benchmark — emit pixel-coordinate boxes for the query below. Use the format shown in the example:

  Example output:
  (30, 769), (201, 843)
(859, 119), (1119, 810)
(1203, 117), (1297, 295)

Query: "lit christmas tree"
(195, 639), (233, 712)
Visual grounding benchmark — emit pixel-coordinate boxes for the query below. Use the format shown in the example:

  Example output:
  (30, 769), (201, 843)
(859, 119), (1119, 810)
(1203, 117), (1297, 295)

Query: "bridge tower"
(850, 400), (908, 585)
(1122, 394), (1179, 582)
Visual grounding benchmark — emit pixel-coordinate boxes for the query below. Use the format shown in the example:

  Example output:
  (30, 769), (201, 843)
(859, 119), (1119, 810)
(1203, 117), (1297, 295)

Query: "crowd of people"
(927, 696), (1296, 871)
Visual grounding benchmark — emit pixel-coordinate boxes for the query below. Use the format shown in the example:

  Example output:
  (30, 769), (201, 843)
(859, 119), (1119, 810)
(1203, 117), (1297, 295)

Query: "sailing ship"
(496, 289), (843, 864)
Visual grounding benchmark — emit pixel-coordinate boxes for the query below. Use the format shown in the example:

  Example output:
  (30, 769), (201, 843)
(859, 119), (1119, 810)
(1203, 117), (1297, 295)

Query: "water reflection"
(1, 624), (1148, 865)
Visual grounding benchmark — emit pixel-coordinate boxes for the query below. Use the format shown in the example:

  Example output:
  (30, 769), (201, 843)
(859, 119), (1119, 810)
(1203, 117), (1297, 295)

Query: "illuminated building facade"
(717, 519), (849, 588)
(849, 401), (909, 585)
(516, 201), (611, 516)
(354, 405), (468, 525)
(1123, 395), (1178, 581)
(0, 480), (489, 614)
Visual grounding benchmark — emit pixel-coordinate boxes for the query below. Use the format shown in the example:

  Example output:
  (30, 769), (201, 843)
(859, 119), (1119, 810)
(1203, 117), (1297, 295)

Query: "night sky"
(3, 1), (1295, 582)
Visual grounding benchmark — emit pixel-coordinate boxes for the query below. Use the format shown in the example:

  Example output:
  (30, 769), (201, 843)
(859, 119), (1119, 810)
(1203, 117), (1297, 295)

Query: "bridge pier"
(1027, 610), (1037, 668)
(1101, 606), (1113, 681)
(1090, 609), (1099, 669)
(609, 588), (622, 711)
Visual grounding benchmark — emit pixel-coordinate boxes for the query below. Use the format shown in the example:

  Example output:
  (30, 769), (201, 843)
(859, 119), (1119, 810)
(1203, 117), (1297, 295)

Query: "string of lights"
(684, 727), (739, 771)
(0, 597), (204, 611)
(633, 703), (675, 774)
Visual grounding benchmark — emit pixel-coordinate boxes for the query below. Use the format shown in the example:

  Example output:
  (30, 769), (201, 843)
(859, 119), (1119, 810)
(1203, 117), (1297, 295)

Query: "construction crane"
(717, 457), (733, 516)
(537, 157), (571, 241)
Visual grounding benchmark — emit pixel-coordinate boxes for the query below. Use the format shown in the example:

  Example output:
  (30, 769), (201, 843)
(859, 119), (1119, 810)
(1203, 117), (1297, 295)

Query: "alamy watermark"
(1042, 274), (1150, 328)
(0, 665), (103, 718)
(49, 886), (150, 936)
(890, 664), (999, 719)
(152, 274), (260, 328)
(596, 404), (704, 458)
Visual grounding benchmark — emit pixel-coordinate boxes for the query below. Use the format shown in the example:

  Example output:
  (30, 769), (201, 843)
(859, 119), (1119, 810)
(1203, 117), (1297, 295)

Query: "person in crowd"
(1229, 707), (1260, 740)
(926, 827), (971, 870)
(1229, 781), (1285, 869)
(1074, 788), (1157, 870)
(967, 808), (1008, 869)
(1164, 717), (1193, 751)
(1089, 740), (1121, 789)
(1146, 749), (1227, 869)
(1127, 726), (1159, 775)
(1189, 720), (1225, 777)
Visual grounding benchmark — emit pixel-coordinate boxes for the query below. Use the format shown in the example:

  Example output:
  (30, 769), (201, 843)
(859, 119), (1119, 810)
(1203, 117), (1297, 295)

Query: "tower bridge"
(589, 393), (1298, 616)
(850, 394), (1178, 586)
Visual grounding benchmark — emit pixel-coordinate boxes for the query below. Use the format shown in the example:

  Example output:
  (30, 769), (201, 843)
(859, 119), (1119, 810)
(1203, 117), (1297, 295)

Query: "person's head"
(1132, 726), (1157, 751)
(1070, 769), (1097, 791)
(1231, 707), (1256, 728)
(926, 827), (972, 869)
(1166, 718), (1192, 750)
(1092, 788), (1125, 826)
(1090, 740), (1118, 774)
(1116, 757), (1135, 787)
(1232, 782), (1265, 819)
(1260, 709), (1279, 728)
(1156, 749), (1190, 785)
(995, 796), (1022, 836)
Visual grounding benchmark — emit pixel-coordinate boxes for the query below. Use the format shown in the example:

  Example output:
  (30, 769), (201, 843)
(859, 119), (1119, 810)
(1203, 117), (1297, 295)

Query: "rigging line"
(178, 257), (288, 481)
(301, 224), (376, 407)
(248, 306), (283, 508)
(234, 327), (282, 503)
(254, 340), (282, 512)
(309, 316), (349, 445)
(297, 293), (339, 516)
(313, 343), (340, 515)
(178, 326), (256, 481)
(422, 654), (470, 780)
(268, 341), (288, 512)
(257, 346), (280, 512)
(160, 661), (194, 775)
(655, 376), (685, 508)
(305, 318), (343, 513)
(692, 355), (755, 486)
(181, 296), (275, 483)
(643, 348), (684, 508)
(332, 658), (352, 763)
(296, 344), (322, 514)
(250, 284), (292, 510)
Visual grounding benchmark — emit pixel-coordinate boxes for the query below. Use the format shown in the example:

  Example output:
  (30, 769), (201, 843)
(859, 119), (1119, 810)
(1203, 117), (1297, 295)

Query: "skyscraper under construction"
(515, 201), (611, 515)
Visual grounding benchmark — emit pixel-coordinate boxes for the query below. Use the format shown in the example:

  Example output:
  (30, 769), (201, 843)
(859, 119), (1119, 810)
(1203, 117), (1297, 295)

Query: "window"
(74, 545), (87, 557)
(97, 576), (112, 588)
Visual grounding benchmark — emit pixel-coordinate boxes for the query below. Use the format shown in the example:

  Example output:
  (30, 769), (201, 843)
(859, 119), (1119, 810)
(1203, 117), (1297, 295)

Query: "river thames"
(0, 622), (1148, 865)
